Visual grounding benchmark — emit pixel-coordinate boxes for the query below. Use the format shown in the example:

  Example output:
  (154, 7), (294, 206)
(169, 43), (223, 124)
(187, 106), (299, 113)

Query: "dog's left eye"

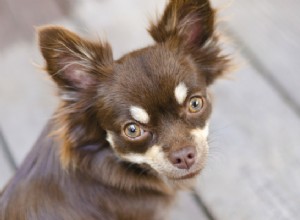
(124, 123), (142, 138)
(188, 97), (204, 113)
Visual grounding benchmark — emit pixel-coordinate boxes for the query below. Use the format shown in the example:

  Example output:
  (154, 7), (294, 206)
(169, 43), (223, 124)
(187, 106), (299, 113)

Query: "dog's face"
(38, 0), (229, 182)
(101, 47), (212, 180)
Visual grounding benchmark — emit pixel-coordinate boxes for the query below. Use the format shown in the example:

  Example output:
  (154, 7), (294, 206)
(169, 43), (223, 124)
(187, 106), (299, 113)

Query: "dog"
(0, 0), (229, 219)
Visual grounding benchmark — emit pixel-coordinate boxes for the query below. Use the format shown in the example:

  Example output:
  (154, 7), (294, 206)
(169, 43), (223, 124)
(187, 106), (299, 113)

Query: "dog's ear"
(38, 26), (113, 91)
(149, 0), (229, 85)
(38, 26), (113, 167)
(149, 0), (214, 47)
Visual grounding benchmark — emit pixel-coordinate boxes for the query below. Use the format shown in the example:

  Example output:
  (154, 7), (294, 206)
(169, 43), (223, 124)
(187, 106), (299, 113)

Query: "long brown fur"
(0, 0), (230, 219)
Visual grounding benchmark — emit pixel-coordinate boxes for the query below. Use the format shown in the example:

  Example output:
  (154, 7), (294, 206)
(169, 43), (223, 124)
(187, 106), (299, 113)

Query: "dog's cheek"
(129, 145), (177, 177)
(121, 145), (162, 167)
(106, 131), (117, 149)
(106, 141), (171, 174)
(121, 153), (152, 165)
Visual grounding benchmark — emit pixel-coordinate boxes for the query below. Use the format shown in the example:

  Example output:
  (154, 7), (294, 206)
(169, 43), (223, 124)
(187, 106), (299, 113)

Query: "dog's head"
(39, 0), (229, 182)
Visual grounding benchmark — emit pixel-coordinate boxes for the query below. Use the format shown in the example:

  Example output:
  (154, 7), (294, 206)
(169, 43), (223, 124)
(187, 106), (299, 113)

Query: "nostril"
(187, 153), (194, 159)
(176, 158), (182, 164)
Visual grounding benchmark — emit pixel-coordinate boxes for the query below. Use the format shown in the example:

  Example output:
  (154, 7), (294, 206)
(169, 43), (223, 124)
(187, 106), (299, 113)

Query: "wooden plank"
(0, 0), (68, 49)
(194, 63), (300, 219)
(0, 42), (58, 165)
(0, 0), (23, 49)
(212, 0), (300, 110)
(169, 192), (209, 220)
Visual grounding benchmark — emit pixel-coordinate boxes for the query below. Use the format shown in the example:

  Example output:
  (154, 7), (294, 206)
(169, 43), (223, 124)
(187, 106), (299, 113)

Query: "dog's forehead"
(112, 46), (204, 107)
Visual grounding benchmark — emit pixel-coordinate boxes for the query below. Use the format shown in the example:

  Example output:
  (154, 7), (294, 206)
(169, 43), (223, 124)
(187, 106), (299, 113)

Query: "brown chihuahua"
(0, 0), (229, 219)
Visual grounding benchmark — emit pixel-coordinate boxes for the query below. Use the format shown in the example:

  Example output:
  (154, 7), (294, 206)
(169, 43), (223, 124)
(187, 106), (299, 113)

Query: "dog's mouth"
(167, 169), (202, 180)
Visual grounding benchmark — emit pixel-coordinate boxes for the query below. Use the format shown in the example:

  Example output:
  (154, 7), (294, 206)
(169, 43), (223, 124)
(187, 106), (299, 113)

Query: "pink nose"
(169, 146), (196, 170)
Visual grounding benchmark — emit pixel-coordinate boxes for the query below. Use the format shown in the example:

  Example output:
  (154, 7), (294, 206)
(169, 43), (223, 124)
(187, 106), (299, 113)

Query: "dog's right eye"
(124, 123), (142, 139)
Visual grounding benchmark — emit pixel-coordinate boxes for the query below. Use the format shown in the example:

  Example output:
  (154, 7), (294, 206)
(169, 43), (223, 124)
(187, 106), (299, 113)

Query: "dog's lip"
(169, 169), (202, 180)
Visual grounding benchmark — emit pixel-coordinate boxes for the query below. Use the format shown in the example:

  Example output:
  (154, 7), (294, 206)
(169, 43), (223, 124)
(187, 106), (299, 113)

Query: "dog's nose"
(169, 146), (196, 170)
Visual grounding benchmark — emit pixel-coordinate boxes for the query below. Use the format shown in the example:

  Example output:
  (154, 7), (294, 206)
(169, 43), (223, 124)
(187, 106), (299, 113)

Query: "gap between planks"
(0, 128), (17, 171)
(192, 191), (216, 220)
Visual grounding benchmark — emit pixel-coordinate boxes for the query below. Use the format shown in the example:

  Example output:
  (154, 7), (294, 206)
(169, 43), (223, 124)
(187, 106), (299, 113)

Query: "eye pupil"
(192, 100), (199, 107)
(129, 125), (136, 133)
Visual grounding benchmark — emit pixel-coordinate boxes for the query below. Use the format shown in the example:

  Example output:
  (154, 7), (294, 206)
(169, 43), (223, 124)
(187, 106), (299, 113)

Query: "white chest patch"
(130, 106), (150, 124)
(174, 82), (188, 105)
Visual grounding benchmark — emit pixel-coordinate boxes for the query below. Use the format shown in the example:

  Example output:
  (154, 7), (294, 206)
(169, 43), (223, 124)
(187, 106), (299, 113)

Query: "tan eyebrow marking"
(130, 106), (150, 124)
(174, 82), (188, 105)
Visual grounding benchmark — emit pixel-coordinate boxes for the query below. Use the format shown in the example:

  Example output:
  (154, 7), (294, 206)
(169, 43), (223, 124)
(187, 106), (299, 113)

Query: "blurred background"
(1, 0), (300, 219)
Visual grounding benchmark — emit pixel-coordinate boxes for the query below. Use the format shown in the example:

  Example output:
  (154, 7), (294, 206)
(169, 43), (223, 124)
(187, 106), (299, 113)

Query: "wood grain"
(214, 0), (300, 111)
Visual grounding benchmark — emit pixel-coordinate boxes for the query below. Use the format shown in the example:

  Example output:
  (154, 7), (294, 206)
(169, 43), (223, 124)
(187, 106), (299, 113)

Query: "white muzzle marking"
(190, 123), (210, 151)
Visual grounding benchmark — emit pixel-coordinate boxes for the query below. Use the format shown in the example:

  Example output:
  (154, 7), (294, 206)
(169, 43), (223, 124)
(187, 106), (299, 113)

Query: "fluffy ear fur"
(149, 0), (229, 85)
(38, 26), (113, 167)
(38, 26), (113, 90)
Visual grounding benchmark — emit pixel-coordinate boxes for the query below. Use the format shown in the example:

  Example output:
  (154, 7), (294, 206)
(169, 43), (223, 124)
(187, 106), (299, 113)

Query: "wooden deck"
(1, 0), (299, 219)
